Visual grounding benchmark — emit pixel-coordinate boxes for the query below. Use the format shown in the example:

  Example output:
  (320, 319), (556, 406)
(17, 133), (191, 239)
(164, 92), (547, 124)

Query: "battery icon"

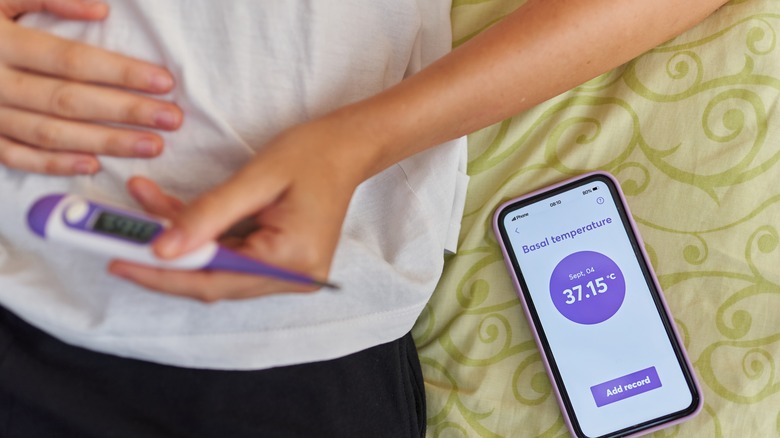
(592, 187), (599, 191)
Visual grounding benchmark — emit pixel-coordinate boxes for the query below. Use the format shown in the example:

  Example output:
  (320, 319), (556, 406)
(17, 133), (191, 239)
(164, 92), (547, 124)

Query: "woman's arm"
(344, 0), (729, 178)
(112, 0), (729, 300)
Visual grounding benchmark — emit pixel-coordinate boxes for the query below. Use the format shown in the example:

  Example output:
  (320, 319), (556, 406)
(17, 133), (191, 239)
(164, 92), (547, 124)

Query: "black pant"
(0, 307), (426, 438)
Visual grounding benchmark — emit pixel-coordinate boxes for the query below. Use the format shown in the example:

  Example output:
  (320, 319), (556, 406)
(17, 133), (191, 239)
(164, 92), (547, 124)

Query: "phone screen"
(494, 173), (700, 437)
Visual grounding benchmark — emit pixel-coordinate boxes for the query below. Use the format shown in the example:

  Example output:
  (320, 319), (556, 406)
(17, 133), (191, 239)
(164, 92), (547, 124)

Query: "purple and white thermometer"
(27, 193), (338, 289)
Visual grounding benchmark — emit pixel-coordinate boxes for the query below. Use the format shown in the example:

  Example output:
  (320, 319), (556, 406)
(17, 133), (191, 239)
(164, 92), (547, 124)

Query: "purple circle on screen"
(549, 251), (625, 324)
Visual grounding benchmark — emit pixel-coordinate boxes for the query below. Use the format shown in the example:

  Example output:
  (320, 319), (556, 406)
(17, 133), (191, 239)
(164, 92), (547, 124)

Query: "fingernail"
(134, 139), (159, 157)
(156, 229), (184, 259)
(74, 160), (98, 174)
(149, 73), (174, 92)
(154, 110), (180, 129)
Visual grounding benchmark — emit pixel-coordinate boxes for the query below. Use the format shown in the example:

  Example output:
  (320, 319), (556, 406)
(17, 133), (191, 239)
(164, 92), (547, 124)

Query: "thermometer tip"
(313, 279), (340, 290)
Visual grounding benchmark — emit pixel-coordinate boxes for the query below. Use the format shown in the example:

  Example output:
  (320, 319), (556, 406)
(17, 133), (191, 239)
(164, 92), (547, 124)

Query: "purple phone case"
(491, 171), (702, 438)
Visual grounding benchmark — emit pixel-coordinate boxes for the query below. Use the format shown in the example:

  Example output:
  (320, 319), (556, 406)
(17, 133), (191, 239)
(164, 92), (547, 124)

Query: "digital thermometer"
(27, 193), (338, 289)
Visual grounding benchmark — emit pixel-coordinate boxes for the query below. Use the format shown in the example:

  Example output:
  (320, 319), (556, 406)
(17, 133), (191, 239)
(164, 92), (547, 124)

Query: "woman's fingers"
(0, 134), (98, 174)
(108, 261), (313, 302)
(0, 20), (174, 93)
(111, 176), (317, 300)
(0, 67), (182, 129)
(0, 106), (165, 156)
(126, 176), (184, 218)
(2, 0), (109, 20)
(152, 164), (286, 259)
(0, 12), (181, 174)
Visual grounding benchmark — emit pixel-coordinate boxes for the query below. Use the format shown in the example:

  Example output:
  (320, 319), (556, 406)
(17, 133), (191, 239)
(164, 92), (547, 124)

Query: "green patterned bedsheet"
(414, 1), (780, 436)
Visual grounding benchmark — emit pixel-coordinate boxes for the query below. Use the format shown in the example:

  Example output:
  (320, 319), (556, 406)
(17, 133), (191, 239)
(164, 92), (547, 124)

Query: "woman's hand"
(0, 0), (182, 175)
(109, 117), (371, 301)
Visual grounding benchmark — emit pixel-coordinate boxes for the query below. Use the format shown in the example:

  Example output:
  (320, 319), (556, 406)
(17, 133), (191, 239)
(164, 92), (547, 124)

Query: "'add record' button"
(590, 366), (662, 407)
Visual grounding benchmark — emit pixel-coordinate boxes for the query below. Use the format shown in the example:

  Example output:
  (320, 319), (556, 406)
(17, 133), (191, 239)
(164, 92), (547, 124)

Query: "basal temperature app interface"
(502, 179), (693, 437)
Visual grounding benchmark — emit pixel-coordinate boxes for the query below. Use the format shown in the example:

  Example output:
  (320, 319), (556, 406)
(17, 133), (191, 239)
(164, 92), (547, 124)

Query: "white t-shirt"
(0, 0), (468, 370)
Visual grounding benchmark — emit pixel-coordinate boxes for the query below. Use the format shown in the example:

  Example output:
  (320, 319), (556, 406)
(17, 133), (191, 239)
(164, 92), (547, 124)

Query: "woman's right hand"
(0, 0), (182, 175)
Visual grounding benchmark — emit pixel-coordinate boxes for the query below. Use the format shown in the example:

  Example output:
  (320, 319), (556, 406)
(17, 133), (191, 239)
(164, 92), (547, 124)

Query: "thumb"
(4, 0), (108, 20)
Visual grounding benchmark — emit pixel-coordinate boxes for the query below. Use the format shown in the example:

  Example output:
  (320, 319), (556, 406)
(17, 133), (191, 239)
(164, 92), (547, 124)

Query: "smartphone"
(492, 171), (701, 438)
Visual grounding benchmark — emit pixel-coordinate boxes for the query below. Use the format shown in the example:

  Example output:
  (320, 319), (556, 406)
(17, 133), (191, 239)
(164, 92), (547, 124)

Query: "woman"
(0, 0), (727, 436)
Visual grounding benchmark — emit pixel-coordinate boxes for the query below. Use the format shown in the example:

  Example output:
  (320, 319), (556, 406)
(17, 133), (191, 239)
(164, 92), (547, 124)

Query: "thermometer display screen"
(92, 211), (161, 243)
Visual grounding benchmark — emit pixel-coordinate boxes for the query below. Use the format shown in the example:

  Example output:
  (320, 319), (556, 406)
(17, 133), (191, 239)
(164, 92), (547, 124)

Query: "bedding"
(414, 0), (780, 436)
